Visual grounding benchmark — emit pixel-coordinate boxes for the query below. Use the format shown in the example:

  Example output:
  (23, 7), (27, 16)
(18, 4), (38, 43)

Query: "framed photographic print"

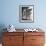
(19, 5), (34, 23)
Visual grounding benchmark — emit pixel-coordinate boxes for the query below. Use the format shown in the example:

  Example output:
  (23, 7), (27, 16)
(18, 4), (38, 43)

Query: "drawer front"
(3, 43), (23, 46)
(3, 32), (23, 36)
(24, 32), (44, 36)
(3, 36), (23, 46)
(3, 32), (24, 46)
(32, 36), (45, 44)
(3, 36), (23, 44)
(3, 44), (15, 46)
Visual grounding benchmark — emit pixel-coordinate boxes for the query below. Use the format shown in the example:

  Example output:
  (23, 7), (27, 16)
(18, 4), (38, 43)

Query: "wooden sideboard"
(2, 32), (45, 46)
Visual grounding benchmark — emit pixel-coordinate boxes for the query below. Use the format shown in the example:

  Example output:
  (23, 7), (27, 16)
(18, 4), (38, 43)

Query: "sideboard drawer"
(24, 32), (44, 36)
(3, 32), (23, 36)
(3, 32), (23, 46)
(32, 36), (44, 44)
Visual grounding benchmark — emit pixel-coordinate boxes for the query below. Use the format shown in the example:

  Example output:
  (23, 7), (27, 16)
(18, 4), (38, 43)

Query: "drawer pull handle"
(32, 39), (36, 40)
(9, 38), (13, 40)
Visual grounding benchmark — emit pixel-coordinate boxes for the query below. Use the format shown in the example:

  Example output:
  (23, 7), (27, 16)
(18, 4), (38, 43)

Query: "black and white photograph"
(19, 5), (34, 23)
